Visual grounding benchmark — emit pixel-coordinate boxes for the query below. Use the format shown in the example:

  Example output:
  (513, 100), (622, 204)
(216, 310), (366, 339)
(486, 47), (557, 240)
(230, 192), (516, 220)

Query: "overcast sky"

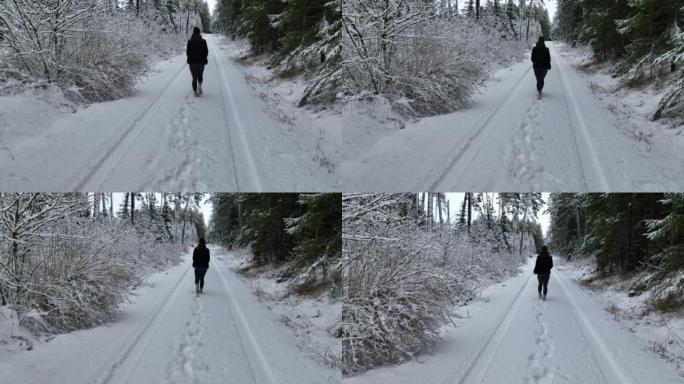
(206, 0), (217, 15)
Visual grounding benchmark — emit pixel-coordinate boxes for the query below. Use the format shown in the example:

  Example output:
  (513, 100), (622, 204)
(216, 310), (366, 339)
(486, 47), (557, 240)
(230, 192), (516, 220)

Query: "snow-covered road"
(0, 248), (339, 384)
(0, 35), (339, 192)
(344, 260), (682, 384)
(343, 42), (684, 192)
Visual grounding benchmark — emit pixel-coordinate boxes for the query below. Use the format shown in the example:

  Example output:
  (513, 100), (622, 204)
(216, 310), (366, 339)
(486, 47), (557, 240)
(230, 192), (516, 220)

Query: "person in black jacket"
(193, 238), (210, 294)
(187, 27), (209, 97)
(533, 246), (553, 300)
(531, 36), (552, 99)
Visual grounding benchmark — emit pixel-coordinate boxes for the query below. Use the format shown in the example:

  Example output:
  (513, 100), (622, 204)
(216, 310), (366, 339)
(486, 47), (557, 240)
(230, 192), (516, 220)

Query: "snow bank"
(562, 259), (684, 377)
(557, 43), (684, 140)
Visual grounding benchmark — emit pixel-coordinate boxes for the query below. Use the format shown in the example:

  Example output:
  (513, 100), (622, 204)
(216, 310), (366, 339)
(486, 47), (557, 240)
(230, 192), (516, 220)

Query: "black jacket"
(193, 246), (210, 269)
(187, 37), (209, 65)
(531, 46), (551, 70)
(534, 253), (553, 275)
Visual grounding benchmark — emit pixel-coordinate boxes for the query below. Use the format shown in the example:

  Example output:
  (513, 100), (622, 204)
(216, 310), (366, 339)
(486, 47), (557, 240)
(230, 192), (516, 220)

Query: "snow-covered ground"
(562, 258), (684, 378)
(0, 35), (340, 192)
(343, 42), (684, 192)
(344, 257), (683, 384)
(221, 249), (341, 370)
(0, 246), (340, 384)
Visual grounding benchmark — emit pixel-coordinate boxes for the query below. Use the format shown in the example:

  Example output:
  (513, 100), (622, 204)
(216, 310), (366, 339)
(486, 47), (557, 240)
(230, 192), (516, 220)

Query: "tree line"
(209, 193), (341, 294)
(555, 0), (684, 123)
(547, 193), (683, 310)
(214, 0), (341, 106)
(0, 192), (205, 333)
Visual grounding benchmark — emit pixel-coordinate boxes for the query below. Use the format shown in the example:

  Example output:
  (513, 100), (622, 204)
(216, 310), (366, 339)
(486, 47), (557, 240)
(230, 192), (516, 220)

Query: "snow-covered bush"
(0, 193), (185, 333)
(0, 1), (184, 102)
(342, 193), (530, 375)
(344, 2), (528, 117)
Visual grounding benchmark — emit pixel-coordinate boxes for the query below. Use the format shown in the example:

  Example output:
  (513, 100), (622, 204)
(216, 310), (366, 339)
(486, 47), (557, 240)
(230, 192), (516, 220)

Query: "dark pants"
(534, 68), (548, 92)
(189, 64), (205, 92)
(194, 267), (208, 289)
(537, 273), (550, 296)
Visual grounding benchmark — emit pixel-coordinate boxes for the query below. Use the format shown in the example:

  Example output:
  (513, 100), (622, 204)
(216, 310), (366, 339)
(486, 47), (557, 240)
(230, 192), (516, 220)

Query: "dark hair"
(539, 246), (549, 256)
(537, 36), (546, 47)
(199, 238), (206, 247)
(193, 27), (201, 35)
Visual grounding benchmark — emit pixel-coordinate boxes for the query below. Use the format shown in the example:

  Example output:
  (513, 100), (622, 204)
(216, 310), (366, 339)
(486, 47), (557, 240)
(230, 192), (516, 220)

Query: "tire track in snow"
(212, 259), (275, 384)
(94, 264), (192, 384)
(451, 274), (533, 384)
(211, 38), (263, 192)
(554, 53), (611, 191)
(166, 296), (207, 384)
(427, 65), (533, 191)
(525, 300), (554, 384)
(70, 61), (188, 192)
(554, 271), (630, 384)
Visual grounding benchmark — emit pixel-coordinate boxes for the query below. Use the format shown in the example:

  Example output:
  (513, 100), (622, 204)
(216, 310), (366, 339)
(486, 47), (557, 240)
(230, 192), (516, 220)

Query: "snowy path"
(0, 35), (339, 192)
(344, 260), (682, 384)
(0, 248), (339, 384)
(343, 42), (684, 192)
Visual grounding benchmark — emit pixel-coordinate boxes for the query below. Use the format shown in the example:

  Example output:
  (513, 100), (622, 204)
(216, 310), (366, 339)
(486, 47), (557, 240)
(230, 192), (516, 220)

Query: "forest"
(342, 193), (544, 375)
(209, 193), (342, 295)
(0, 0), (211, 102)
(213, 0), (341, 106)
(0, 193), (206, 333)
(555, 0), (684, 124)
(343, 0), (551, 117)
(547, 193), (684, 311)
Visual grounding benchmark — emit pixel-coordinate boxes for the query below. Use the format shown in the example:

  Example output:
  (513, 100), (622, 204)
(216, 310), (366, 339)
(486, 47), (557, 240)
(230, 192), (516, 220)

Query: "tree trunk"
(181, 198), (190, 245)
(131, 193), (136, 225)
(467, 193), (472, 233)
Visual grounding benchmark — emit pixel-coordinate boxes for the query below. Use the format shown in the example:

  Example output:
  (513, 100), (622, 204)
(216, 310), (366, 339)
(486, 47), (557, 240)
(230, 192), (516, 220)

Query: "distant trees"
(214, 0), (341, 106)
(209, 193), (341, 293)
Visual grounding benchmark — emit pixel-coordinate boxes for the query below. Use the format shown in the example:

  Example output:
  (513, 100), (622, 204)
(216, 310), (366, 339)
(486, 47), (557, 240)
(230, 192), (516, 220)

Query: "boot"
(198, 83), (203, 96)
(195, 284), (200, 294)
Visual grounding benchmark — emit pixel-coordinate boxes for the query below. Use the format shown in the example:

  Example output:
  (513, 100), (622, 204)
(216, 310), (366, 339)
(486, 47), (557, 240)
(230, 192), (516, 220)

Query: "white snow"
(220, 249), (341, 370)
(0, 35), (340, 192)
(0, 246), (340, 384)
(344, 257), (683, 384)
(342, 42), (684, 192)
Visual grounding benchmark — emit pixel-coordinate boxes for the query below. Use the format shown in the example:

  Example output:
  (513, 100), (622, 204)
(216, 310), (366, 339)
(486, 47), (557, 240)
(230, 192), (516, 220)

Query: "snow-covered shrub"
(0, 1), (183, 102)
(0, 193), (184, 333)
(344, 2), (527, 117)
(342, 193), (533, 375)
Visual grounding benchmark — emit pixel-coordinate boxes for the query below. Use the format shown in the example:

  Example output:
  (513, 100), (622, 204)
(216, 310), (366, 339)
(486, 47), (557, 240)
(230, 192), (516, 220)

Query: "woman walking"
(193, 238), (210, 294)
(187, 27), (209, 97)
(531, 37), (551, 99)
(533, 246), (553, 300)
